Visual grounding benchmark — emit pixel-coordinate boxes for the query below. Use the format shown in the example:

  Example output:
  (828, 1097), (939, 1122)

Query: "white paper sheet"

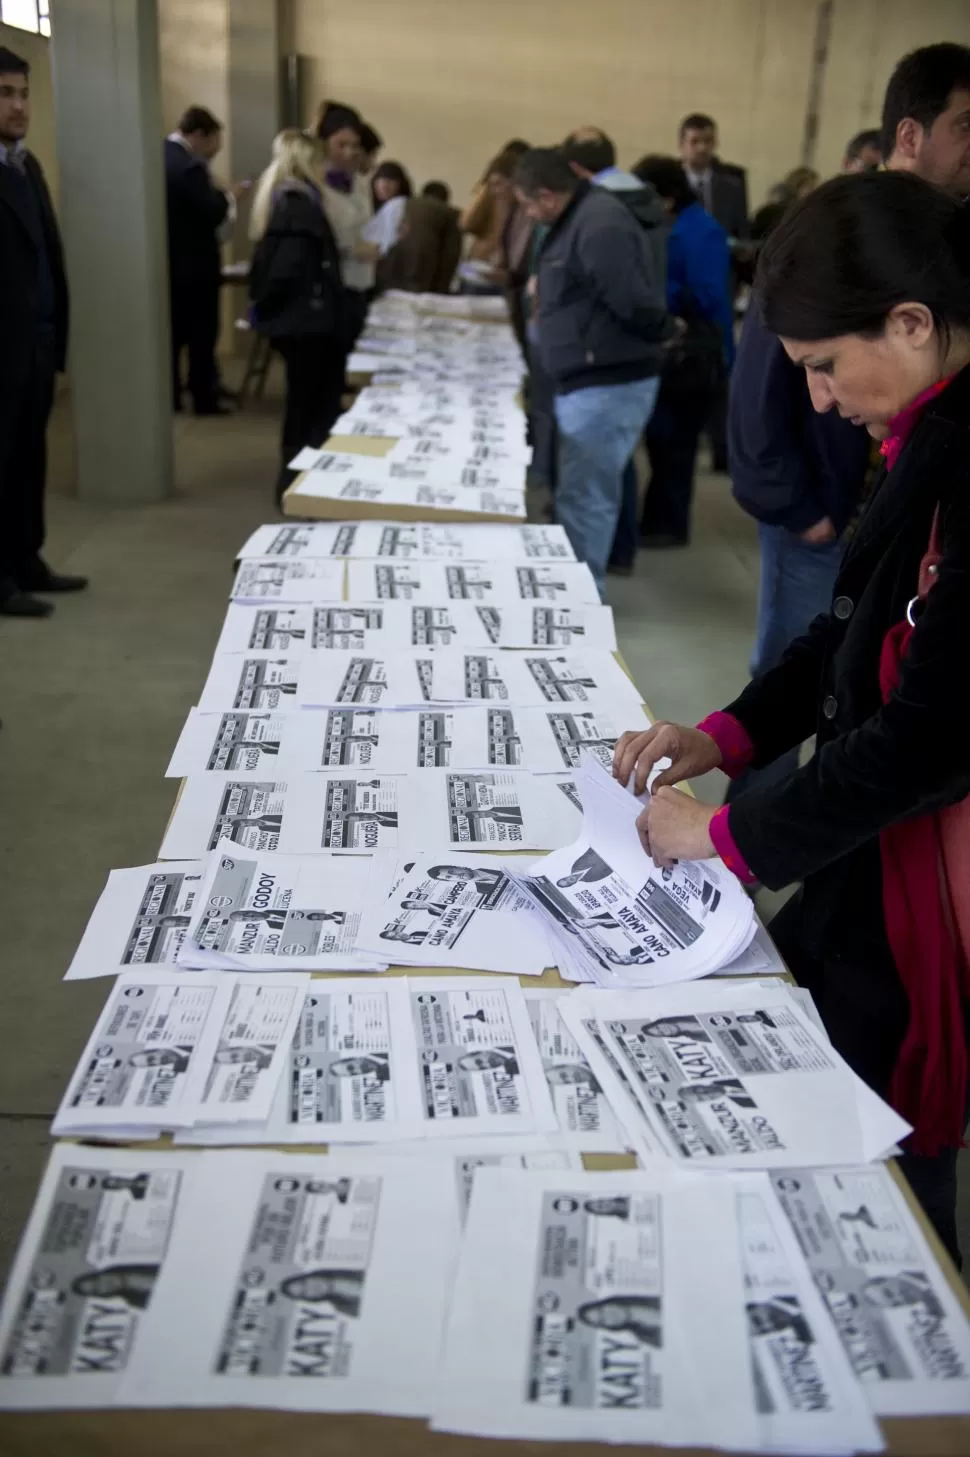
(771, 1164), (970, 1416)
(427, 650), (644, 709)
(195, 655), (306, 712)
(197, 974), (307, 1125)
(290, 471), (526, 519)
(295, 650), (431, 707)
(117, 1153), (462, 1414)
(52, 970), (234, 1133)
(736, 1177), (884, 1452)
(346, 558), (599, 604)
(237, 523), (350, 559)
(432, 1167), (758, 1448)
(64, 861), (204, 980)
(176, 980), (424, 1145)
(524, 989), (628, 1152)
(180, 844), (389, 972)
(355, 852), (553, 974)
(230, 558), (345, 603)
(214, 604), (392, 654)
(397, 768), (582, 851)
(559, 982), (873, 1170)
(159, 776), (406, 858)
(408, 976), (558, 1137)
(0, 1145), (201, 1409)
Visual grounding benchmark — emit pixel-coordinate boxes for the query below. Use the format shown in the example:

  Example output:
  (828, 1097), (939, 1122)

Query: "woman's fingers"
(613, 725), (674, 793)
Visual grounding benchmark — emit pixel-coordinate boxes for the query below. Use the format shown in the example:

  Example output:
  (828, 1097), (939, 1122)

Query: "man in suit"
(678, 112), (747, 474)
(0, 46), (86, 619)
(678, 113), (749, 241)
(164, 106), (246, 415)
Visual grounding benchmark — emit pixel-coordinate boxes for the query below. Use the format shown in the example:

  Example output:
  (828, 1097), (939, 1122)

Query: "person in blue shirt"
(631, 155), (734, 549)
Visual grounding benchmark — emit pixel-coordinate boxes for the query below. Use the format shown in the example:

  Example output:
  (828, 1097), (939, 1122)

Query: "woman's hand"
(353, 240), (381, 263)
(613, 723), (723, 795)
(636, 789), (717, 869)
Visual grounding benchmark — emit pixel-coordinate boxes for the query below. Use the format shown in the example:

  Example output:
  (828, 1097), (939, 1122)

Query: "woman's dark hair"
(632, 154), (696, 213)
(481, 138), (530, 182)
(359, 121), (382, 156)
(372, 160), (412, 200)
(756, 171), (970, 344)
(316, 101), (362, 142)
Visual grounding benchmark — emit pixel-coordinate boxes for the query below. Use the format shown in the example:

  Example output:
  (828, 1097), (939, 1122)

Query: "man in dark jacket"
(0, 45), (86, 618)
(164, 106), (245, 414)
(514, 148), (672, 597)
(678, 113), (749, 242)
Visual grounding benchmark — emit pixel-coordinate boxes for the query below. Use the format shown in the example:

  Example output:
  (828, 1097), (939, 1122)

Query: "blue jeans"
(728, 523), (844, 802)
(554, 376), (660, 598)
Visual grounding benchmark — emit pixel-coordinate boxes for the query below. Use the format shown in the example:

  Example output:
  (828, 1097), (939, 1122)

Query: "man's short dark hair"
(178, 105), (222, 137)
(359, 121), (382, 155)
(845, 128), (882, 164)
(632, 154), (695, 212)
(0, 46), (29, 77)
(513, 147), (581, 197)
(422, 180), (450, 202)
(881, 43), (970, 159)
(562, 129), (615, 174)
(679, 112), (716, 138)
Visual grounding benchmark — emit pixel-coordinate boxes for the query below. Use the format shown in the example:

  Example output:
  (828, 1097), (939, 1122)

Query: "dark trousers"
(0, 333), (55, 585)
(770, 891), (968, 1268)
(274, 334), (345, 506)
(640, 387), (711, 544)
(170, 275), (220, 411)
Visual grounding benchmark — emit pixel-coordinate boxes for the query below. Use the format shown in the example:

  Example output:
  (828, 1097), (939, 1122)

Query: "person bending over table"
(613, 172), (970, 1266)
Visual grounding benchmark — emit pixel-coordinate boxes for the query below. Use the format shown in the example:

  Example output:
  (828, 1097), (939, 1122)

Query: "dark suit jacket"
(0, 150), (69, 389)
(725, 363), (970, 962)
(685, 160), (749, 241)
(164, 137), (228, 288)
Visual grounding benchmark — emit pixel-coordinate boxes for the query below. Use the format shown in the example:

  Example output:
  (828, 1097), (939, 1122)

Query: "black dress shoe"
(17, 559), (89, 593)
(0, 588), (54, 618)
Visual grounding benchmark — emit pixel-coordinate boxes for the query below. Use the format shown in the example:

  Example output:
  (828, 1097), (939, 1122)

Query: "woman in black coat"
(614, 172), (970, 1263)
(249, 130), (346, 504)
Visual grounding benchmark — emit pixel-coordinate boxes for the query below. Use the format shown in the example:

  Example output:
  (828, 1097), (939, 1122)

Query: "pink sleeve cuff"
(710, 805), (759, 887)
(696, 711), (756, 780)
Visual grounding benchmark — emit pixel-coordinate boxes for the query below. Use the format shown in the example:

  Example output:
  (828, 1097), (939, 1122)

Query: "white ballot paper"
(427, 650), (643, 709)
(409, 977), (558, 1137)
(432, 1167), (758, 1448)
(180, 844), (388, 972)
(558, 981), (878, 1170)
(64, 861), (204, 980)
(464, 602), (618, 650)
(177, 981), (424, 1145)
(237, 522), (351, 559)
(230, 558), (344, 603)
(295, 650), (430, 707)
(356, 852), (553, 974)
(525, 990), (628, 1152)
(513, 759), (755, 985)
(368, 704), (644, 774)
(52, 969), (234, 1134)
(195, 654), (308, 713)
(0, 1144), (200, 1409)
(398, 769), (581, 850)
(116, 1152), (462, 1415)
(771, 1164), (970, 1416)
(215, 604), (392, 654)
(736, 1177), (884, 1453)
(159, 776), (405, 858)
(289, 471), (526, 520)
(346, 558), (599, 604)
(196, 974), (307, 1126)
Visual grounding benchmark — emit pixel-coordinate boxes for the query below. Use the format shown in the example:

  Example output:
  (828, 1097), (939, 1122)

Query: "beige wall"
(157, 0), (229, 159)
(1, 22), (57, 199)
(287, 0), (970, 209)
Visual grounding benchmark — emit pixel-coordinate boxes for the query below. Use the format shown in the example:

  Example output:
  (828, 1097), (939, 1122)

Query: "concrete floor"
(0, 366), (966, 1283)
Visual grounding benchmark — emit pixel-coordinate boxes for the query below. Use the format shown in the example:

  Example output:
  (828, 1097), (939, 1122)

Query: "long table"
(4, 456), (968, 1454)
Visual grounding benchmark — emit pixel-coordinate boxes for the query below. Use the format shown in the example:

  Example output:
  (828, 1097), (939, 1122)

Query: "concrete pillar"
(226, 0), (280, 256)
(50, 0), (173, 504)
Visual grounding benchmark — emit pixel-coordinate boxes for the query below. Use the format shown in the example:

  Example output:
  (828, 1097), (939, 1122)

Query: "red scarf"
(877, 378), (969, 1155)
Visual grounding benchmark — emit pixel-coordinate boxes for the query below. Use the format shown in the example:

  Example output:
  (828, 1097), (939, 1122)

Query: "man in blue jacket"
(514, 148), (672, 598)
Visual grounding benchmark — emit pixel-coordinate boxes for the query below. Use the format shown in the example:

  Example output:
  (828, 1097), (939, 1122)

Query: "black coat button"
(833, 596), (853, 620)
(822, 695), (838, 720)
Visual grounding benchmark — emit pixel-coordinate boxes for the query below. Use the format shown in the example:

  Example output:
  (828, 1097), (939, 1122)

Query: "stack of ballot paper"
(5, 1142), (969, 1437)
(510, 757), (757, 985)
